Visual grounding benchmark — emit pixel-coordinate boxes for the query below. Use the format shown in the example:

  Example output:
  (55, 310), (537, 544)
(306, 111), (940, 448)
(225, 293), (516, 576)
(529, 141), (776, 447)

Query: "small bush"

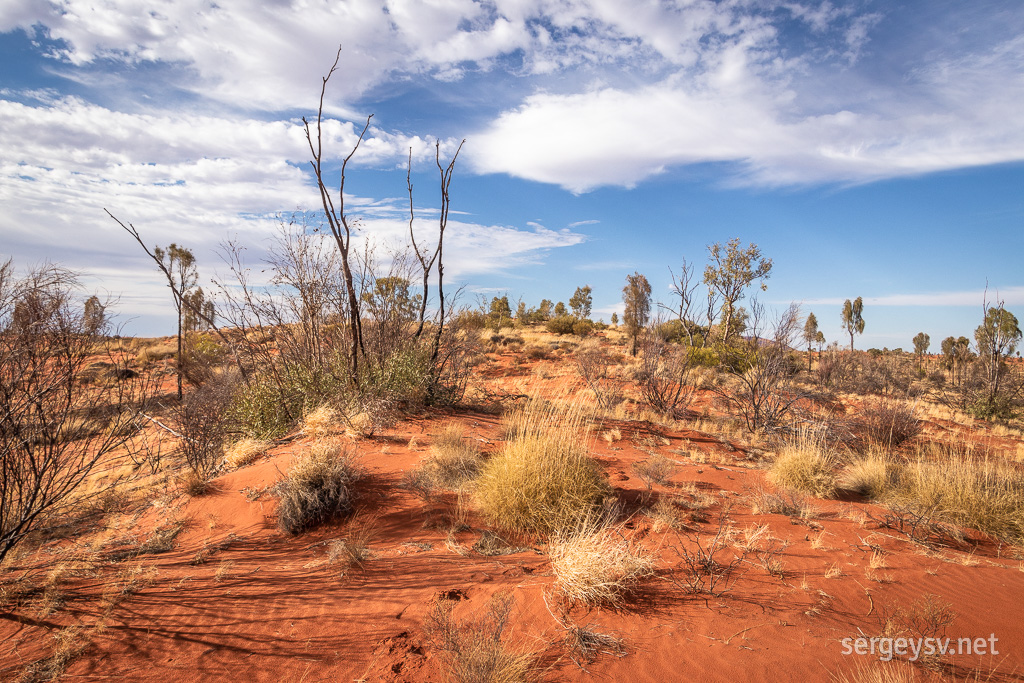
(275, 441), (360, 535)
(455, 309), (488, 331)
(632, 453), (678, 491)
(572, 319), (594, 337)
(687, 346), (720, 368)
(548, 520), (655, 606)
(172, 376), (236, 479)
(229, 371), (308, 439)
(769, 431), (839, 498)
(523, 344), (549, 360)
(474, 401), (610, 536)
(857, 399), (921, 448)
(545, 315), (577, 335)
(968, 394), (1017, 421)
(180, 333), (225, 386)
(361, 345), (433, 407)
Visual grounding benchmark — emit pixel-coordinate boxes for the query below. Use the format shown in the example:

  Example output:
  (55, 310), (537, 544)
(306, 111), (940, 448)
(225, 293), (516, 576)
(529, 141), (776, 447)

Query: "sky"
(1, 0), (1022, 350)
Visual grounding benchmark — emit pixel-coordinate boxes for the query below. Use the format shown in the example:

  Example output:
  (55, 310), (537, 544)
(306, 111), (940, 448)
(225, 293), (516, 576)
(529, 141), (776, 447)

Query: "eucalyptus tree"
(841, 297), (865, 351)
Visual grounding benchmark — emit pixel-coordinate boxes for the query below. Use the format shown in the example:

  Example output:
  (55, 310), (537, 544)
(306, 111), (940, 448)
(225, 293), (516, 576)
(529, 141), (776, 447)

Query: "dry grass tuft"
(747, 484), (815, 518)
(224, 438), (272, 469)
(422, 423), (486, 490)
(840, 452), (892, 499)
(770, 430), (839, 498)
(426, 591), (535, 683)
(275, 440), (360, 535)
(548, 519), (656, 606)
(475, 400), (610, 536)
(563, 623), (626, 665)
(17, 626), (90, 683)
(302, 404), (342, 438)
(889, 453), (1024, 545)
(832, 662), (919, 683)
(179, 468), (215, 497)
(327, 514), (379, 577)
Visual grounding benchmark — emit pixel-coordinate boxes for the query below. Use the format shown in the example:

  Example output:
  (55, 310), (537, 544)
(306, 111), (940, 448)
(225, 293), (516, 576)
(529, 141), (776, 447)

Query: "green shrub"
(229, 372), (307, 439)
(687, 346), (720, 368)
(572, 319), (594, 337)
(362, 345), (432, 407)
(968, 395), (1017, 421)
(545, 315), (576, 335)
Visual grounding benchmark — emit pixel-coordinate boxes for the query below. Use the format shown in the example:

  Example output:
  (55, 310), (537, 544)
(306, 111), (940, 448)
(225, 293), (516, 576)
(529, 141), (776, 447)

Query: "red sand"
(3, 341), (1023, 682)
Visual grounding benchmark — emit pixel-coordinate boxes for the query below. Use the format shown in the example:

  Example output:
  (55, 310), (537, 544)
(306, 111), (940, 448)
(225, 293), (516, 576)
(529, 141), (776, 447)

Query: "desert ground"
(2, 325), (1023, 683)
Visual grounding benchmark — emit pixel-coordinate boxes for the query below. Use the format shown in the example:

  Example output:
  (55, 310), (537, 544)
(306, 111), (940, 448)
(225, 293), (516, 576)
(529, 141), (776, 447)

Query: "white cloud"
(2, 0), (1023, 201)
(0, 95), (585, 333)
(467, 26), (1024, 191)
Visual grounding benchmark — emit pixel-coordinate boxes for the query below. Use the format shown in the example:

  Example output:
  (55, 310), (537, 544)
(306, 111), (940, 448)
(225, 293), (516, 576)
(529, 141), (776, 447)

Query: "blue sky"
(1, 0), (1022, 350)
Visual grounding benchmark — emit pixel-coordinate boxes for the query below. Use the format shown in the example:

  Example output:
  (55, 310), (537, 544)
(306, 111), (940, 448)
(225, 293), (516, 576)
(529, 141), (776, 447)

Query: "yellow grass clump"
(224, 438), (272, 469)
(302, 404), (342, 439)
(890, 453), (1024, 545)
(839, 452), (892, 499)
(475, 399), (610, 536)
(422, 423), (486, 491)
(769, 430), (840, 498)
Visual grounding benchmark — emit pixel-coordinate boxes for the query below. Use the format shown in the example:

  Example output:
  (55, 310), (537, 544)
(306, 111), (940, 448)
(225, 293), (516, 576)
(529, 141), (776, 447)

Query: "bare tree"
(303, 47), (372, 385)
(108, 210), (248, 385)
(0, 262), (154, 565)
(637, 329), (696, 418)
(664, 259), (720, 348)
(715, 301), (805, 434)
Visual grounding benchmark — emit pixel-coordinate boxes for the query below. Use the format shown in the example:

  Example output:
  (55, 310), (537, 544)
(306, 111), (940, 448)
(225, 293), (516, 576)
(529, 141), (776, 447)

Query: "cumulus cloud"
(0, 95), (585, 333)
(4, 1), (1021, 193)
(468, 27), (1024, 191)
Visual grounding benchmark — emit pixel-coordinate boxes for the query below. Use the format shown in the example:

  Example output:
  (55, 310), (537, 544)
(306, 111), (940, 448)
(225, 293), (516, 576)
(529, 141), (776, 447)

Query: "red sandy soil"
(3, 336), (1023, 682)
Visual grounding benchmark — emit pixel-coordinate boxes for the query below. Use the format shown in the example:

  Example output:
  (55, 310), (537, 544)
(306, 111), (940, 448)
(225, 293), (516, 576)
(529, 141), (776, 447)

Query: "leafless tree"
(108, 210), (248, 385)
(715, 301), (805, 434)
(0, 262), (155, 565)
(637, 330), (696, 418)
(663, 258), (720, 348)
(303, 48), (372, 385)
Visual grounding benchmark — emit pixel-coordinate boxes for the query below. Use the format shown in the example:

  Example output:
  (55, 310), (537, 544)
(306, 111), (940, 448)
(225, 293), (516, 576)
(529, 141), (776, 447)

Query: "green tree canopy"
(841, 297), (865, 351)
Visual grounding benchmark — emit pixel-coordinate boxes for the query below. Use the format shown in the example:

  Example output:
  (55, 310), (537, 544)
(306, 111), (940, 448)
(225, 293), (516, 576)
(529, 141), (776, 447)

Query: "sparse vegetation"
(548, 518), (655, 606)
(275, 440), (360, 535)
(426, 591), (534, 683)
(770, 430), (839, 498)
(474, 401), (610, 536)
